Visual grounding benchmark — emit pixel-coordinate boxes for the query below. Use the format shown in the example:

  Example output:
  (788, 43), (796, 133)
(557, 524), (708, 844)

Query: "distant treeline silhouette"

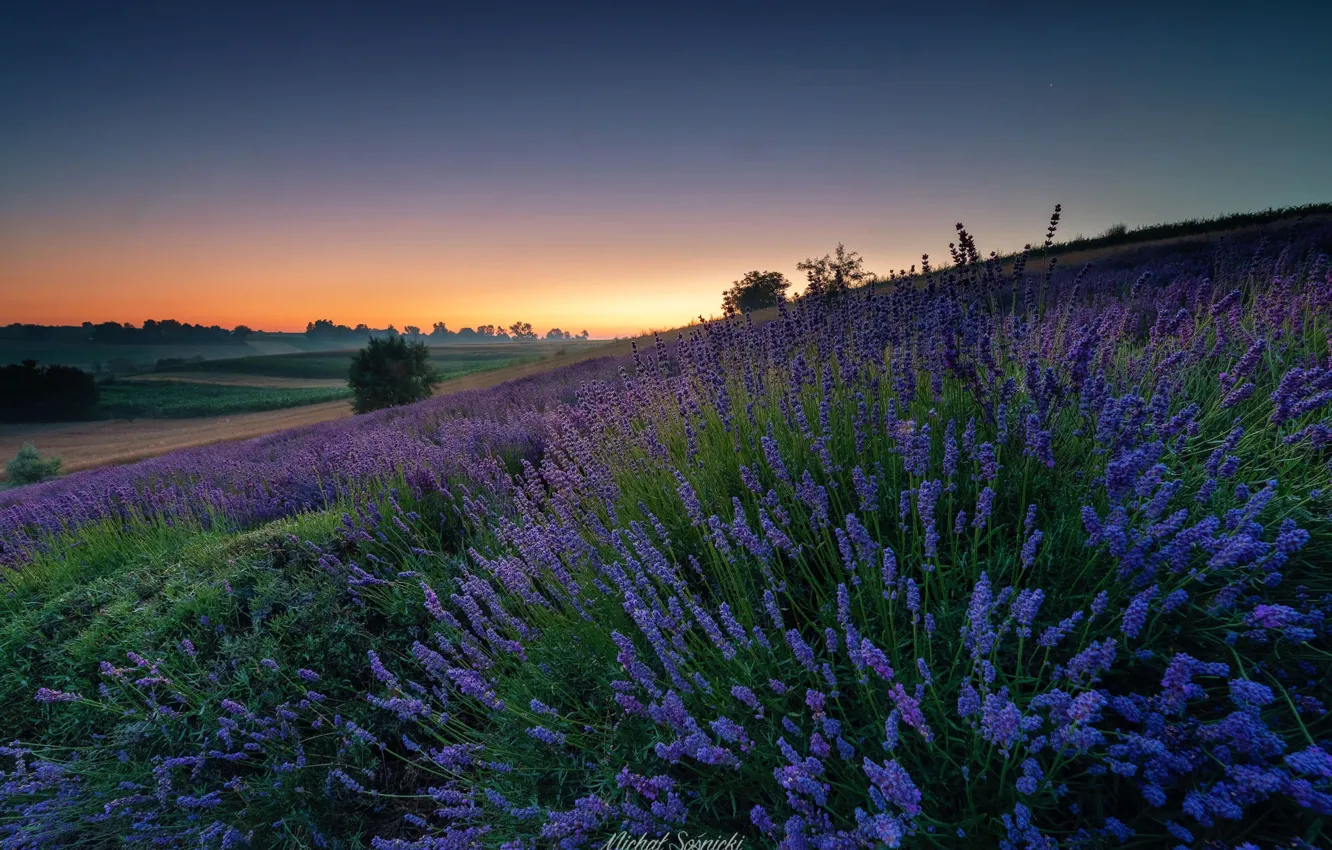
(0, 360), (99, 422)
(1, 320), (254, 345)
(304, 319), (589, 342)
(1, 317), (594, 345)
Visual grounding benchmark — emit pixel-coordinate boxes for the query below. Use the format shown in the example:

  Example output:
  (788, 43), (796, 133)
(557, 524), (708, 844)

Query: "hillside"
(2, 217), (1330, 847)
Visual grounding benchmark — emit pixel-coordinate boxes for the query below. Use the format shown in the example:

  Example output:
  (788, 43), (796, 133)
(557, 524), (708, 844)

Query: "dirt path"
(0, 341), (635, 479)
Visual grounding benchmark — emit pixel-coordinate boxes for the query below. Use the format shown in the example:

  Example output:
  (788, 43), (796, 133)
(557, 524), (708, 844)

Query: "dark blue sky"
(3, 1), (1329, 333)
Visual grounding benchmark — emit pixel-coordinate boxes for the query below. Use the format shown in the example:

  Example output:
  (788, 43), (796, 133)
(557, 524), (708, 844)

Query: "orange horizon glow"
(2, 199), (1061, 339)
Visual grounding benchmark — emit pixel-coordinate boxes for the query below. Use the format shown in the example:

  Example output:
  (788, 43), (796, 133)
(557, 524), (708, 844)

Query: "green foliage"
(0, 504), (466, 845)
(5, 443), (61, 485)
(347, 336), (441, 413)
(0, 359), (99, 422)
(153, 349), (528, 381)
(721, 270), (791, 314)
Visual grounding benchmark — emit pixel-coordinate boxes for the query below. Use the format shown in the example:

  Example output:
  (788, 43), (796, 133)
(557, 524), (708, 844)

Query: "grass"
(93, 380), (353, 419)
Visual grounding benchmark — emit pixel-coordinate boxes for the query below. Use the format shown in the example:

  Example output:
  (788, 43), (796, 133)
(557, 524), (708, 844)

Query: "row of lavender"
(7, 223), (1332, 848)
(0, 358), (621, 570)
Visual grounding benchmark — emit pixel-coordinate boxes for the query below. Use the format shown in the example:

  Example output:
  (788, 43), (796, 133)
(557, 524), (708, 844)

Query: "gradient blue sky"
(2, 1), (1329, 335)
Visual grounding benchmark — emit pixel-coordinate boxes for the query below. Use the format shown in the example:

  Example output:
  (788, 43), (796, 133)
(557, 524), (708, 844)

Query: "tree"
(721, 270), (791, 315)
(430, 321), (453, 339)
(0, 360), (99, 422)
(307, 319), (353, 338)
(403, 325), (421, 337)
(577, 330), (589, 340)
(508, 321), (536, 341)
(347, 336), (440, 414)
(5, 443), (61, 485)
(796, 243), (872, 298)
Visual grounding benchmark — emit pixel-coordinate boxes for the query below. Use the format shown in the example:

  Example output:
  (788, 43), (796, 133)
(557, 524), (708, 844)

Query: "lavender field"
(4, 220), (1332, 849)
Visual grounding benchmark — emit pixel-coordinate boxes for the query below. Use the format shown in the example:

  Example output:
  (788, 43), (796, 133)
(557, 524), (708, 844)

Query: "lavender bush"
(4, 218), (1332, 849)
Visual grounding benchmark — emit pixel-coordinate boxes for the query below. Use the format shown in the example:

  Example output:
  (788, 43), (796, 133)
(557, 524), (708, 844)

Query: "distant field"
(0, 341), (258, 372)
(0, 340), (619, 478)
(87, 345), (549, 418)
(0, 335), (353, 372)
(151, 345), (538, 381)
(129, 372), (347, 389)
(94, 381), (353, 419)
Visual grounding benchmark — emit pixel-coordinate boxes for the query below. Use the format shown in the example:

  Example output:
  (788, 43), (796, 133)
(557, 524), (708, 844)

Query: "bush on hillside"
(347, 335), (440, 413)
(5, 443), (61, 485)
(722, 269), (792, 314)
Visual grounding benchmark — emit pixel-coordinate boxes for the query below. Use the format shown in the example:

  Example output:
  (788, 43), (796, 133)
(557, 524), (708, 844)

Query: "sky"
(2, 1), (1330, 338)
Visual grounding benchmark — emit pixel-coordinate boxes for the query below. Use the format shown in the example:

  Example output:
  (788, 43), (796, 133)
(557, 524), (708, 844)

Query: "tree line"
(0, 360), (99, 422)
(1, 320), (254, 345)
(304, 320), (590, 342)
(1, 318), (594, 345)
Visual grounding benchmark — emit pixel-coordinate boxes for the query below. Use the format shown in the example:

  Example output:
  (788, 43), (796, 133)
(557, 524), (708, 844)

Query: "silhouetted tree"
(722, 270), (791, 314)
(508, 321), (537, 341)
(403, 325), (421, 337)
(796, 244), (872, 298)
(347, 336), (440, 414)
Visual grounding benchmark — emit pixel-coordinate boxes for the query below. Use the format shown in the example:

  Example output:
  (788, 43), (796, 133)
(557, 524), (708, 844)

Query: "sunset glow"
(3, 3), (1330, 336)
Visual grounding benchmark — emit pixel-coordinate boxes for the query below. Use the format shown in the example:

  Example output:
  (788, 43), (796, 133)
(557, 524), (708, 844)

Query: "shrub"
(347, 335), (440, 413)
(5, 443), (61, 485)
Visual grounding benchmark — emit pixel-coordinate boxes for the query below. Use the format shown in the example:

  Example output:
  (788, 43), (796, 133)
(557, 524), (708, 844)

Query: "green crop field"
(93, 381), (352, 419)
(150, 346), (540, 381)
